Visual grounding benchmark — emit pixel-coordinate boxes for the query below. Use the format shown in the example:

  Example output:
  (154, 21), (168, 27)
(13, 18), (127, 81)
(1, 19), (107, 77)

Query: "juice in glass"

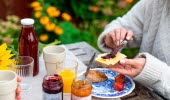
(59, 69), (76, 93)
(56, 59), (78, 93)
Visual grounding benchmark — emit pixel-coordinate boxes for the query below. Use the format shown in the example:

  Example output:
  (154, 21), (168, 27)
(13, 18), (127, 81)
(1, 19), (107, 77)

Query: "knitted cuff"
(133, 52), (165, 85)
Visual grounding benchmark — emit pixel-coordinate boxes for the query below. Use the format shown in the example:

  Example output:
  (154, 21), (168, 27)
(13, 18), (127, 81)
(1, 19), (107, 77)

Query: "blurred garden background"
(0, 0), (139, 58)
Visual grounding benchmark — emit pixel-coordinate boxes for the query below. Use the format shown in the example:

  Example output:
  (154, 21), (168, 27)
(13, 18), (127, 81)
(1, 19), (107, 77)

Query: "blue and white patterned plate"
(90, 68), (135, 98)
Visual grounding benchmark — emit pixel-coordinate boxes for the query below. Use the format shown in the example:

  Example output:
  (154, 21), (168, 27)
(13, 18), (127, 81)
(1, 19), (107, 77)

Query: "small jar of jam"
(71, 76), (92, 100)
(42, 74), (63, 100)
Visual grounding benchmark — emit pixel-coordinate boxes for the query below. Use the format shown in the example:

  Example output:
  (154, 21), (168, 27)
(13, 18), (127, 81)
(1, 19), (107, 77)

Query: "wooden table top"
(65, 41), (164, 100)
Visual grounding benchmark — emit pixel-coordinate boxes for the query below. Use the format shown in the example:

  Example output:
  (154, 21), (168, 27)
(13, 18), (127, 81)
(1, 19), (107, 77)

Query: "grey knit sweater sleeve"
(97, 0), (170, 99)
(134, 53), (170, 99)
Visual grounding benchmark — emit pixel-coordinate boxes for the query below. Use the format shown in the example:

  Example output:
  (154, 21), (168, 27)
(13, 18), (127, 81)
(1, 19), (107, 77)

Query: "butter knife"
(83, 52), (96, 84)
(111, 39), (128, 55)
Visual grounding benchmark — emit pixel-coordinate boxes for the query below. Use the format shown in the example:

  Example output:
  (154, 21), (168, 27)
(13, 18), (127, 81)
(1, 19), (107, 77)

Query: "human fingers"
(16, 84), (21, 94)
(104, 33), (115, 49)
(16, 95), (21, 100)
(17, 76), (22, 82)
(126, 30), (133, 40)
(120, 58), (145, 69)
(114, 28), (121, 46)
(124, 65), (132, 70)
(107, 66), (130, 76)
(16, 84), (21, 100)
(120, 28), (127, 43)
(119, 59), (136, 67)
(108, 30), (116, 44)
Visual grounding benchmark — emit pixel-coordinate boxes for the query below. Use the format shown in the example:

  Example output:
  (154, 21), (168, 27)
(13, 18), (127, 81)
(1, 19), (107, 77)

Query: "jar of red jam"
(42, 74), (63, 100)
(71, 76), (92, 100)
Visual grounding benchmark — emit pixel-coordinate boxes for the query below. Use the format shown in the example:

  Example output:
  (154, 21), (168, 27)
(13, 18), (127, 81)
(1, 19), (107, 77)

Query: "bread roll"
(84, 70), (108, 82)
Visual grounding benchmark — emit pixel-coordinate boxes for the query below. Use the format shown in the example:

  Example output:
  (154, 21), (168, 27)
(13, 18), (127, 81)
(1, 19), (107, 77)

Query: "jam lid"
(42, 74), (63, 94)
(21, 18), (34, 25)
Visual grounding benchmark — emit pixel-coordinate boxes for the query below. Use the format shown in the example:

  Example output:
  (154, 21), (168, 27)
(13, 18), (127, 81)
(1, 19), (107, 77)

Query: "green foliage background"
(0, 0), (139, 58)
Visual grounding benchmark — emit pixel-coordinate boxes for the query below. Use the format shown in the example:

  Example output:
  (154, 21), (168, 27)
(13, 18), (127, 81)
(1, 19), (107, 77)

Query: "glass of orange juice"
(56, 59), (78, 93)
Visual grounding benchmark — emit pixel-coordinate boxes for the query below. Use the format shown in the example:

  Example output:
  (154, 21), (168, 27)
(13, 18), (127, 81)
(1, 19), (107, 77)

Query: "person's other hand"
(16, 76), (21, 100)
(104, 28), (133, 49)
(108, 58), (146, 78)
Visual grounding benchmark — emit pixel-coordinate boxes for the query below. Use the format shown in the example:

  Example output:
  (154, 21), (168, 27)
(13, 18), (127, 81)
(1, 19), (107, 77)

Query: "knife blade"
(84, 52), (96, 77)
(83, 52), (96, 84)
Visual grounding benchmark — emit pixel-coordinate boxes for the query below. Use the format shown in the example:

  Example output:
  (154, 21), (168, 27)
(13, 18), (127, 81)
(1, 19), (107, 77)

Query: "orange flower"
(34, 6), (43, 11)
(54, 26), (63, 35)
(34, 11), (42, 18)
(53, 10), (61, 17)
(91, 6), (99, 12)
(45, 22), (55, 31)
(39, 16), (50, 25)
(30, 1), (40, 8)
(61, 13), (72, 21)
(46, 6), (57, 13)
(46, 6), (61, 17)
(40, 34), (48, 42)
(125, 0), (133, 3)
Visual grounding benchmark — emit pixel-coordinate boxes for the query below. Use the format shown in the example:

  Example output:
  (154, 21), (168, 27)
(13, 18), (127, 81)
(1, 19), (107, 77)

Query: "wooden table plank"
(65, 41), (164, 100)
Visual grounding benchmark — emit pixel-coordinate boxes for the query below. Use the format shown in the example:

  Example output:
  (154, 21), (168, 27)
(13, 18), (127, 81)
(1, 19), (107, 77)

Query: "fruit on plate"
(113, 82), (124, 91)
(95, 53), (126, 68)
(115, 74), (125, 83)
(83, 70), (108, 82)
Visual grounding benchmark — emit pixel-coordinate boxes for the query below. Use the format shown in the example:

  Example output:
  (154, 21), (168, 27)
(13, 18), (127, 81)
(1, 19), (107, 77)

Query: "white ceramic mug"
(0, 70), (17, 100)
(43, 46), (66, 74)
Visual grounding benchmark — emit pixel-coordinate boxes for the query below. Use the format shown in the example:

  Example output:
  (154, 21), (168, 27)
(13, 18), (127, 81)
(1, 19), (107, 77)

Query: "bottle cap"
(21, 18), (34, 25)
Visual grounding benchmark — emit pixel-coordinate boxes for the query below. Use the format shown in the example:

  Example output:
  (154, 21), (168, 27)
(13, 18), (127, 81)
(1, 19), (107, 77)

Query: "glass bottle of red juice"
(18, 18), (39, 76)
(42, 74), (63, 100)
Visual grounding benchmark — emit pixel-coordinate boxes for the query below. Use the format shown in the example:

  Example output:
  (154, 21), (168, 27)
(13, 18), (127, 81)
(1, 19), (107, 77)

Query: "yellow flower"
(0, 43), (15, 70)
(40, 34), (49, 42)
(45, 22), (55, 31)
(34, 11), (42, 18)
(30, 1), (40, 8)
(125, 0), (133, 3)
(0, 43), (7, 56)
(0, 59), (11, 67)
(46, 6), (60, 17)
(34, 6), (43, 11)
(54, 26), (64, 35)
(0, 66), (10, 70)
(0, 50), (15, 60)
(40, 16), (50, 25)
(61, 13), (72, 21)
(91, 6), (99, 12)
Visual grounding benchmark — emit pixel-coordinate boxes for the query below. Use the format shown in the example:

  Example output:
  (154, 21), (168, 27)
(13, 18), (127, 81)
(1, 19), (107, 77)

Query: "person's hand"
(108, 58), (146, 78)
(104, 28), (133, 49)
(16, 76), (21, 100)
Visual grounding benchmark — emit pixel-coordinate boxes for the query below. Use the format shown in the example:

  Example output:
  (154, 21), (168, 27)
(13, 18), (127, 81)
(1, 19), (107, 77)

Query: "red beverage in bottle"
(18, 18), (39, 76)
(42, 74), (63, 100)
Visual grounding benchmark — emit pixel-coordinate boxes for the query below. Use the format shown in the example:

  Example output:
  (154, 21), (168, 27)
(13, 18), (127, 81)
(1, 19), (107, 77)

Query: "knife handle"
(120, 39), (128, 45)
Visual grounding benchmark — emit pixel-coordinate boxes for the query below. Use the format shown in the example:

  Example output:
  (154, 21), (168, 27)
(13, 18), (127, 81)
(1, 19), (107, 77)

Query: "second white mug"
(43, 46), (66, 74)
